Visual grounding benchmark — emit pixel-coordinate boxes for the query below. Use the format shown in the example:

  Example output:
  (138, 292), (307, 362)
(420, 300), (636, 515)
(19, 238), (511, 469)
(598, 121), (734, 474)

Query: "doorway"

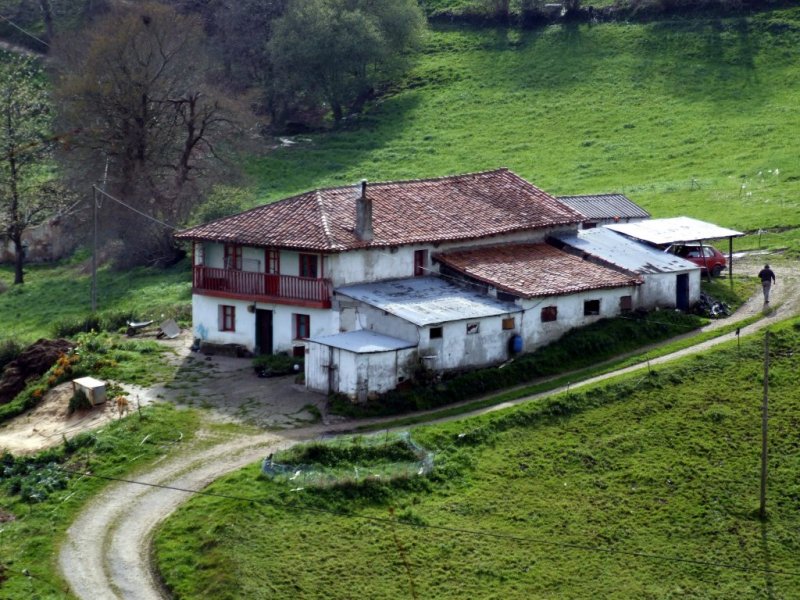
(676, 273), (690, 311)
(255, 309), (273, 355)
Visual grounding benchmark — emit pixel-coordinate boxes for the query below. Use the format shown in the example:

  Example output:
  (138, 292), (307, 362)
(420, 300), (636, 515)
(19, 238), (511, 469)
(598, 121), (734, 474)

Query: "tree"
(0, 54), (53, 284)
(268, 0), (425, 124)
(52, 2), (237, 267)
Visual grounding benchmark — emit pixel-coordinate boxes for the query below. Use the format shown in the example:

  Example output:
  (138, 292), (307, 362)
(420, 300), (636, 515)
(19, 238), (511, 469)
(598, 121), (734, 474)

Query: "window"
(414, 249), (428, 276)
(294, 314), (310, 339)
(299, 254), (318, 278)
(219, 305), (236, 332)
(466, 322), (480, 335)
(584, 299), (601, 316)
(224, 244), (242, 270)
(620, 295), (633, 312)
(541, 306), (558, 322)
(429, 326), (443, 340)
(266, 248), (280, 274)
(194, 242), (204, 266)
(502, 317), (516, 330)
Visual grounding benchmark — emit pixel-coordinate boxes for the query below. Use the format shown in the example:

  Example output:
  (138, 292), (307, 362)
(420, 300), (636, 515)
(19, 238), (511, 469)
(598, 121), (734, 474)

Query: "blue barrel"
(510, 334), (523, 354)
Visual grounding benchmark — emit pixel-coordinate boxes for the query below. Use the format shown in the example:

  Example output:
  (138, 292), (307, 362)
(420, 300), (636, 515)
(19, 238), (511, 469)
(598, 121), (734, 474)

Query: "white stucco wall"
(517, 285), (639, 352)
(325, 228), (564, 287)
(306, 343), (416, 399)
(637, 270), (701, 308)
(192, 294), (336, 353)
(419, 316), (518, 371)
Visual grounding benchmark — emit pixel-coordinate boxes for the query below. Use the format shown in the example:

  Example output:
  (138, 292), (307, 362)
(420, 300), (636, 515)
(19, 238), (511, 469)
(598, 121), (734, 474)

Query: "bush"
(253, 353), (304, 377)
(52, 310), (137, 338)
(68, 389), (93, 414)
(0, 339), (22, 372)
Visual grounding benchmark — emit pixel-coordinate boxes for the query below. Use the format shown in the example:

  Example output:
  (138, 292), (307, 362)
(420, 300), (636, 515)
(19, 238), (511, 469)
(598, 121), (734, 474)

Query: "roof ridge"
(315, 189), (337, 250)
(303, 167), (513, 195)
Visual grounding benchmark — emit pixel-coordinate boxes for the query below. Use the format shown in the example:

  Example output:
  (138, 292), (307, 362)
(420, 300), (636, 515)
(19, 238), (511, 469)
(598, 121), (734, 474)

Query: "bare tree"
(52, 2), (237, 267)
(0, 54), (55, 284)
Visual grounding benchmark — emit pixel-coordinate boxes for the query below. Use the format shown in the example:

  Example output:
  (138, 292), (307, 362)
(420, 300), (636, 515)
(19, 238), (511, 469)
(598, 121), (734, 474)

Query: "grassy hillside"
(155, 319), (800, 598)
(0, 257), (191, 345)
(245, 8), (800, 251)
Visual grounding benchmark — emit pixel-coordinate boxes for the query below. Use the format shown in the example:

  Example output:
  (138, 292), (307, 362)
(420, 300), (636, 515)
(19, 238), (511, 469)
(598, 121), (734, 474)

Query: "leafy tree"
(268, 0), (425, 123)
(52, 2), (238, 267)
(0, 54), (54, 284)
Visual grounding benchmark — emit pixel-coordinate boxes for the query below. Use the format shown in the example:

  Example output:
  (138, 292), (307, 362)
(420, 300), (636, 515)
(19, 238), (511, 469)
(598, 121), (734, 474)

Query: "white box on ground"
(72, 376), (107, 405)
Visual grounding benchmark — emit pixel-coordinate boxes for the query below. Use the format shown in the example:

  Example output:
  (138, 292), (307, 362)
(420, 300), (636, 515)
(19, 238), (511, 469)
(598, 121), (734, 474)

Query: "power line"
(0, 14), (49, 48)
(60, 466), (800, 579)
(92, 185), (178, 230)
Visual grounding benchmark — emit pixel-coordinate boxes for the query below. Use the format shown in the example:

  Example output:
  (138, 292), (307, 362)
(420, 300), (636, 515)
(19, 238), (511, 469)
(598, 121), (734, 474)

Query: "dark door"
(255, 309), (273, 355)
(676, 273), (690, 311)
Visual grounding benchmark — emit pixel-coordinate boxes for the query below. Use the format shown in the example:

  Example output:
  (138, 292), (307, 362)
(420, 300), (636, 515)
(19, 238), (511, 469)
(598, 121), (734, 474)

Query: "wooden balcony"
(192, 266), (332, 308)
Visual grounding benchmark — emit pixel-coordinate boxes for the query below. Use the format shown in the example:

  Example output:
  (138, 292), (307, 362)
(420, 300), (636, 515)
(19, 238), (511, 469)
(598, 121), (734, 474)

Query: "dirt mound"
(0, 338), (75, 405)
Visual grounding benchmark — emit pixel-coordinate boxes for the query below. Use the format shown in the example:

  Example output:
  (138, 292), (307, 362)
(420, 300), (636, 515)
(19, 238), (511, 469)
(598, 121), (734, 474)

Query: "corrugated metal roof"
(435, 243), (642, 299)
(557, 193), (650, 220)
(336, 277), (521, 327)
(307, 330), (416, 353)
(606, 217), (743, 245)
(175, 169), (583, 252)
(554, 228), (700, 274)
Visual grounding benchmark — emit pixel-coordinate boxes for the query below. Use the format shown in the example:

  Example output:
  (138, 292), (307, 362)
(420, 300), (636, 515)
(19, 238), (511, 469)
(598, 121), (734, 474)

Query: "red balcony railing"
(192, 266), (332, 307)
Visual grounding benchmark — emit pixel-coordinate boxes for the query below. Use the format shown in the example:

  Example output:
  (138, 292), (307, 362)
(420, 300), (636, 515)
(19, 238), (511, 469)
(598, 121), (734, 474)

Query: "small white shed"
(305, 330), (417, 402)
(71, 376), (107, 405)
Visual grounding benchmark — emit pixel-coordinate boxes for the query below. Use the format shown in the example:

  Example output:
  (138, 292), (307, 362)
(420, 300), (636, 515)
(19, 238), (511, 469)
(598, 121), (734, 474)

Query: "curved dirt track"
(59, 258), (799, 600)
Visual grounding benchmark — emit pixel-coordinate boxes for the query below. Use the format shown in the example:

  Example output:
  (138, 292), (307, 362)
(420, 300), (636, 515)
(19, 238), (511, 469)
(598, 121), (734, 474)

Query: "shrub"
(0, 339), (22, 372)
(68, 389), (93, 414)
(253, 353), (303, 376)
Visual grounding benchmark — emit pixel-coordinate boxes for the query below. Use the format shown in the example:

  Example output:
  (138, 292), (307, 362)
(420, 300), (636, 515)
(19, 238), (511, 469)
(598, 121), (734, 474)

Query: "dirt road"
(59, 256), (799, 600)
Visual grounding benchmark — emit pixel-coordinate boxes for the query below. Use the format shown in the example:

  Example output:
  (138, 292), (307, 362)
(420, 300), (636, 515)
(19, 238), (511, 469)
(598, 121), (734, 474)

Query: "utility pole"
(91, 185), (97, 312)
(760, 330), (769, 520)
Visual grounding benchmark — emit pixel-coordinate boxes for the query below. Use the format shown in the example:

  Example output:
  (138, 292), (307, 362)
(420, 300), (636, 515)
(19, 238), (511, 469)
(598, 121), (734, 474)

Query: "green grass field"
(0, 256), (191, 345)
(243, 9), (800, 246)
(0, 404), (203, 599)
(155, 318), (800, 599)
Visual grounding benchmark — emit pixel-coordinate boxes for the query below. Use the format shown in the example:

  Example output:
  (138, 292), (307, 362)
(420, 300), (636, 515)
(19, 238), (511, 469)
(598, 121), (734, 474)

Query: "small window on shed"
(429, 327), (443, 340)
(502, 317), (516, 330)
(466, 322), (480, 335)
(584, 299), (601, 316)
(541, 306), (558, 322)
(620, 295), (633, 312)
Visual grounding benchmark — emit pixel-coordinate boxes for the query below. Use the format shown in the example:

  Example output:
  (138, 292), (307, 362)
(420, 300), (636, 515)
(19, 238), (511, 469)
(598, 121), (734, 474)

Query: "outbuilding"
(305, 330), (417, 401)
(553, 228), (701, 311)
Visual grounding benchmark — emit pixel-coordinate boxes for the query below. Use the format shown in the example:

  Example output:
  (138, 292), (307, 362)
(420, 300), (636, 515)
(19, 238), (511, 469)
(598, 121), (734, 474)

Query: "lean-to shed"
(305, 330), (417, 402)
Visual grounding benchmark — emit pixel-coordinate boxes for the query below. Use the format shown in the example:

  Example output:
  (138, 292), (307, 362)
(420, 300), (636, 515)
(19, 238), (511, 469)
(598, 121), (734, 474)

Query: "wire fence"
(261, 431), (434, 489)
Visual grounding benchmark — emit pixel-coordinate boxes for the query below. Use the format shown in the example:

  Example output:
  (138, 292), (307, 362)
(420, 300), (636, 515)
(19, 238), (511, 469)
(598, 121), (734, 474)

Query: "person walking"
(758, 264), (776, 304)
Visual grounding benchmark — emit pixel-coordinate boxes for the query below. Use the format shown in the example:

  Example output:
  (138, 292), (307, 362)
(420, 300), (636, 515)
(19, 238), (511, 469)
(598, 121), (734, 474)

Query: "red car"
(666, 244), (727, 276)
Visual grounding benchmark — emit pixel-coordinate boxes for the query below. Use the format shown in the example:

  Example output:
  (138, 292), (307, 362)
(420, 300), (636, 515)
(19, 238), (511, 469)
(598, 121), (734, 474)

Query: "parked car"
(666, 244), (727, 276)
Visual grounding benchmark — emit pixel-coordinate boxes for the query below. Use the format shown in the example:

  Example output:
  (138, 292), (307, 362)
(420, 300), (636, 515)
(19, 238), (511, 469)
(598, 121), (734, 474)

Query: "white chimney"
(355, 179), (373, 242)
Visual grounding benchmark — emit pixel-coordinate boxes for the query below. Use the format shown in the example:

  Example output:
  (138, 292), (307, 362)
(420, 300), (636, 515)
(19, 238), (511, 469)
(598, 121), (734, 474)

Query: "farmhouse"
(175, 169), (698, 399)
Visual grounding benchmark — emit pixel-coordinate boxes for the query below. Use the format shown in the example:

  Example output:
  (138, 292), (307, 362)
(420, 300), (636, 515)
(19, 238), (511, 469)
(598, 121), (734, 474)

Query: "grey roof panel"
(554, 228), (700, 274)
(606, 217), (743, 245)
(336, 277), (521, 327)
(557, 194), (650, 220)
(307, 330), (416, 353)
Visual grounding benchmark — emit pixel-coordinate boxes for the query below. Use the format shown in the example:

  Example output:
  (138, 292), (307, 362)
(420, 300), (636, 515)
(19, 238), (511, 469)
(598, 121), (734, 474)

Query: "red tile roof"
(175, 169), (583, 251)
(436, 243), (642, 298)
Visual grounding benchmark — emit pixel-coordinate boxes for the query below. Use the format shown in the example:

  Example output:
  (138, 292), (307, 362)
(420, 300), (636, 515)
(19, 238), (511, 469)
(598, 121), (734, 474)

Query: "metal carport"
(606, 216), (744, 283)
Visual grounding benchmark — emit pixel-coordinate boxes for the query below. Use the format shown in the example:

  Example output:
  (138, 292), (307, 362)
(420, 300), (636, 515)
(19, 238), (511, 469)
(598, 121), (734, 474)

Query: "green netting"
(261, 431), (433, 489)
